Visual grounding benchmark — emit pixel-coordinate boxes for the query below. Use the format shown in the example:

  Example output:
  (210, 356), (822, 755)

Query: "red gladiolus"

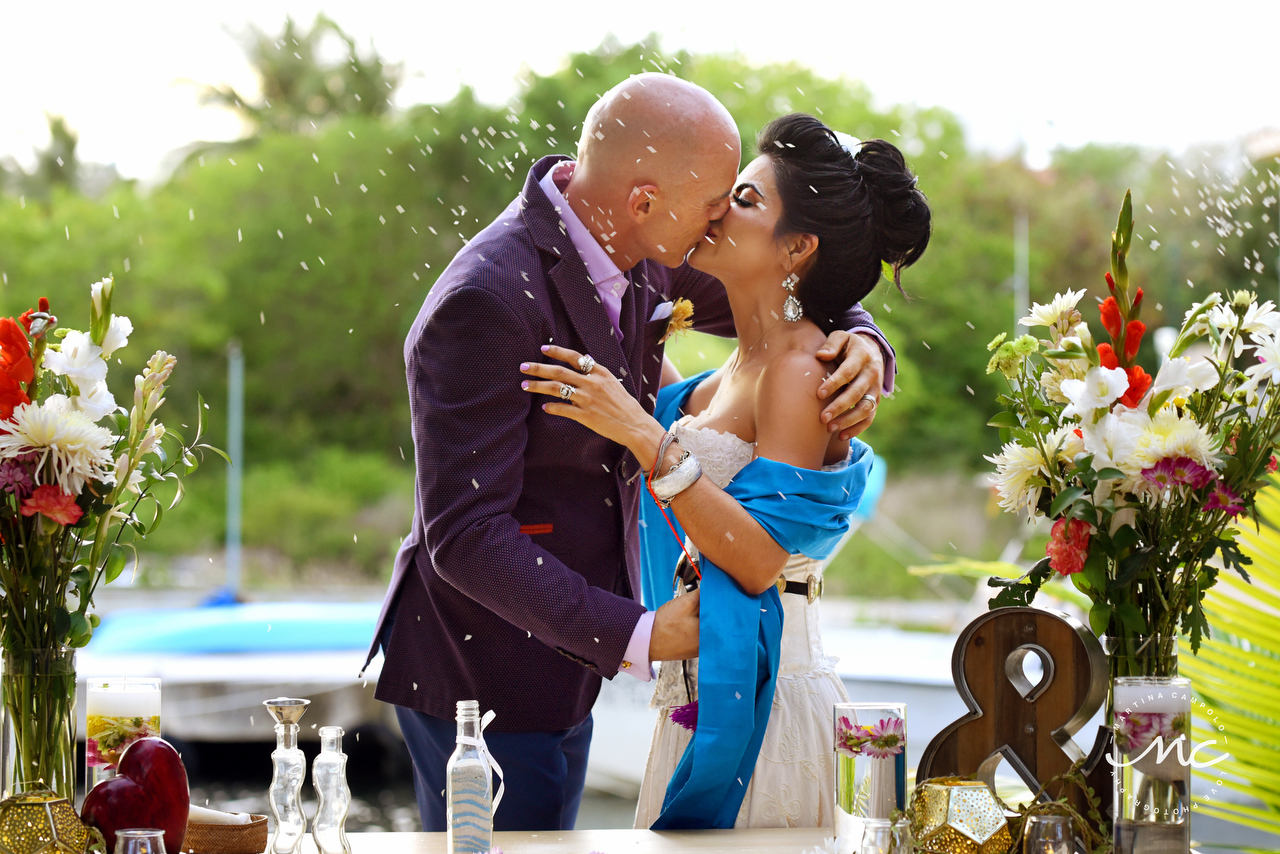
(1105, 272), (1116, 294)
(20, 484), (83, 526)
(0, 371), (29, 420)
(1268, 455), (1278, 474)
(1119, 365), (1152, 409)
(17, 298), (50, 335)
(1100, 297), (1124, 341)
(1124, 320), (1146, 363)
(1047, 517), (1092, 576)
(1097, 343), (1119, 370)
(0, 318), (33, 385)
(1132, 287), (1144, 312)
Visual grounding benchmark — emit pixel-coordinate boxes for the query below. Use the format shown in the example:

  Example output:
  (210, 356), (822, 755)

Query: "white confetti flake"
(525, 290), (535, 299)
(413, 682), (418, 690)
(464, 634), (472, 641)
(360, 184), (368, 193)
(735, 691), (741, 699)
(536, 557), (543, 565)
(300, 261), (308, 270)
(260, 312), (265, 325)
(725, 532), (735, 541)
(277, 230), (283, 239)
(472, 478), (480, 489)
(396, 205), (405, 213)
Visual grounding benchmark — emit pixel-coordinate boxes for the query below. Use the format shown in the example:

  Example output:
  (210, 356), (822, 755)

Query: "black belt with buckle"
(776, 574), (822, 604)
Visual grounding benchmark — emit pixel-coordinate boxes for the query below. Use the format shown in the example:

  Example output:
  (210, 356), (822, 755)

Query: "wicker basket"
(178, 814), (269, 854)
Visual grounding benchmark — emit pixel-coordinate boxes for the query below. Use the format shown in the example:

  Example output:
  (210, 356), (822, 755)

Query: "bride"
(520, 113), (930, 828)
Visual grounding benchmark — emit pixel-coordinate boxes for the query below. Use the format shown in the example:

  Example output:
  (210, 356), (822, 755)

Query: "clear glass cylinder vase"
(1103, 636), (1178, 681)
(85, 676), (161, 793)
(1, 647), (77, 802)
(1112, 676), (1191, 854)
(833, 703), (907, 854)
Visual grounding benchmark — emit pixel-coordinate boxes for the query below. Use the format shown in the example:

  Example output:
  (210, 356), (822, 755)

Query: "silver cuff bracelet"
(650, 451), (702, 508)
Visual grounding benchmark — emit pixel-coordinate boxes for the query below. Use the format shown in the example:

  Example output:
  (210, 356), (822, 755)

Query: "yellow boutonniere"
(660, 298), (694, 344)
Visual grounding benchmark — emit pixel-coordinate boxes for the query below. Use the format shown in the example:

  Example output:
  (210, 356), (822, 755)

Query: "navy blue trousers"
(394, 704), (593, 832)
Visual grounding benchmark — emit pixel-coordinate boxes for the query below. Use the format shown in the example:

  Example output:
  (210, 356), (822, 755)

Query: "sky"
(2, 0), (1278, 181)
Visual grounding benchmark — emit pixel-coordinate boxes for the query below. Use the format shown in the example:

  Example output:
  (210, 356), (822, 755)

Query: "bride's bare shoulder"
(752, 345), (831, 468)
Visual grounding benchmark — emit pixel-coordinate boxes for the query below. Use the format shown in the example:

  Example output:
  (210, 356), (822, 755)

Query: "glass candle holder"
(1023, 815), (1072, 854)
(833, 703), (907, 854)
(1112, 676), (1191, 854)
(85, 677), (161, 792)
(115, 828), (167, 854)
(854, 817), (911, 854)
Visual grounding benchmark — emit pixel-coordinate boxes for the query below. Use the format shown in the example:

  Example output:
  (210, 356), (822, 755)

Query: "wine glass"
(1023, 814), (1072, 854)
(115, 829), (167, 854)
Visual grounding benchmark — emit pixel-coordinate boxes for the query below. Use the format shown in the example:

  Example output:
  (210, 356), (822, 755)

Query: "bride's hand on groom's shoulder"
(649, 588), (700, 662)
(814, 330), (884, 441)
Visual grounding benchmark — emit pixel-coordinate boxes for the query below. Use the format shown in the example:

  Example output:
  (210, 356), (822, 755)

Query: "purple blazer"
(367, 155), (889, 732)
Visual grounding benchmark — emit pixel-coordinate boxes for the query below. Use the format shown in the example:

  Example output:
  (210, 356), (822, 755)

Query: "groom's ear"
(627, 183), (661, 222)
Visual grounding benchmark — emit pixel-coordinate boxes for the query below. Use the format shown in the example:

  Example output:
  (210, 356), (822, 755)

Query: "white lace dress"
(633, 415), (851, 829)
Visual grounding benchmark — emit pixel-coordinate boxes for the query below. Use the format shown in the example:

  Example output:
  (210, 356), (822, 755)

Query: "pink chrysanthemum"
(834, 716), (874, 757)
(862, 717), (906, 759)
(1204, 483), (1245, 517)
(1141, 456), (1216, 491)
(1046, 517), (1092, 576)
(670, 701), (698, 732)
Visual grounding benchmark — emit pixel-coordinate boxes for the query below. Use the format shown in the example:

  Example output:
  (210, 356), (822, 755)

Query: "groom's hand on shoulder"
(648, 589), (700, 661)
(815, 330), (884, 441)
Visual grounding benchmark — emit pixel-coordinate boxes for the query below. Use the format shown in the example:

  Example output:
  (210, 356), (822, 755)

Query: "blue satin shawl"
(642, 372), (874, 829)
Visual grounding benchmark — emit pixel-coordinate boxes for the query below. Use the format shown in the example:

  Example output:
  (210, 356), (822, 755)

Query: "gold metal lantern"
(910, 778), (1012, 854)
(0, 788), (90, 854)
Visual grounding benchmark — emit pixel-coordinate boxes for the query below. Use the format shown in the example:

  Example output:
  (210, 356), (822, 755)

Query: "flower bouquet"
(0, 276), (222, 799)
(983, 191), (1277, 678)
(833, 705), (906, 846)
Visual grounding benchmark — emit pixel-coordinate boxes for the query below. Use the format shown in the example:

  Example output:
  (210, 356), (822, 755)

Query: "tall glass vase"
(1112, 676), (1191, 854)
(834, 703), (907, 854)
(1103, 636), (1178, 681)
(0, 647), (77, 802)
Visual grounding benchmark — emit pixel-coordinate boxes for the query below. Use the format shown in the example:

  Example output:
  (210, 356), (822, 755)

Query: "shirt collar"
(538, 161), (626, 289)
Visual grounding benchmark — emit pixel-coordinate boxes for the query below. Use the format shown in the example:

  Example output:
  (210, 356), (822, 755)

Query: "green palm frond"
(1180, 479), (1280, 839)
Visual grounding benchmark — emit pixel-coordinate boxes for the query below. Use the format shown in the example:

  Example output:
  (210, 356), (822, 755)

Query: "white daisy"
(0, 398), (116, 494)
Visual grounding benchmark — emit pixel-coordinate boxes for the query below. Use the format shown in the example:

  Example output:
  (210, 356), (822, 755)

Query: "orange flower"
(1124, 320), (1146, 363)
(1097, 343), (1119, 370)
(20, 484), (83, 526)
(0, 318), (33, 385)
(0, 370), (29, 420)
(1118, 365), (1152, 409)
(1099, 296), (1124, 341)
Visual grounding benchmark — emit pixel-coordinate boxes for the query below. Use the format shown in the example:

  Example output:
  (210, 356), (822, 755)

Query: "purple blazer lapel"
(521, 158), (637, 399)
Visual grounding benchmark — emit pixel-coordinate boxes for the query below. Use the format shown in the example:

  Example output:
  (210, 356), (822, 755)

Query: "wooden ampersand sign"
(917, 607), (1109, 810)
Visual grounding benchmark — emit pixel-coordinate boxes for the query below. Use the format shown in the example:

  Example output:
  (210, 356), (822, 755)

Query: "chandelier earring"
(781, 272), (803, 322)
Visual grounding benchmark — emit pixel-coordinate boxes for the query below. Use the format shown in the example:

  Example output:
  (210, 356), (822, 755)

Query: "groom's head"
(568, 73), (740, 269)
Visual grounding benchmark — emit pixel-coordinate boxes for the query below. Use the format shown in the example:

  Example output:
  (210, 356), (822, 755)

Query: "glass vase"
(0, 647), (77, 802)
(85, 677), (161, 793)
(834, 703), (907, 854)
(1112, 676), (1191, 854)
(1103, 636), (1178, 681)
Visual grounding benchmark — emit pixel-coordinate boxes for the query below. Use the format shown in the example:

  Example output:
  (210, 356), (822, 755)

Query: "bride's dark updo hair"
(759, 113), (931, 333)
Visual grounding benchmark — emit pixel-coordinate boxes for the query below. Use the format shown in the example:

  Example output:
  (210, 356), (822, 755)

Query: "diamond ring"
(559, 384), (577, 401)
(578, 354), (596, 375)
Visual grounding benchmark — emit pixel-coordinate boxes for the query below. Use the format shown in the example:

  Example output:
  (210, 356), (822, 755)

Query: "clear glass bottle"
(263, 698), (309, 854)
(311, 726), (352, 854)
(446, 700), (493, 854)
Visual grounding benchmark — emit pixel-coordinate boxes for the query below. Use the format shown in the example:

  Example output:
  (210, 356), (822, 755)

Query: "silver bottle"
(446, 700), (492, 854)
(263, 698), (310, 854)
(312, 725), (352, 854)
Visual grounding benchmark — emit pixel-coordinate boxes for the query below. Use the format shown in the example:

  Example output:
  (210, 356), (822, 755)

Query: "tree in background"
(201, 14), (403, 136)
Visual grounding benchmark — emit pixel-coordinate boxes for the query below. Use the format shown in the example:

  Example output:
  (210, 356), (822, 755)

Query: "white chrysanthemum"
(1081, 409), (1146, 475)
(0, 399), (116, 494)
(1020, 289), (1087, 332)
(1129, 407), (1219, 471)
(985, 441), (1054, 518)
(70, 382), (117, 422)
(100, 315), (132, 359)
(43, 330), (107, 387)
(1061, 366), (1130, 419)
